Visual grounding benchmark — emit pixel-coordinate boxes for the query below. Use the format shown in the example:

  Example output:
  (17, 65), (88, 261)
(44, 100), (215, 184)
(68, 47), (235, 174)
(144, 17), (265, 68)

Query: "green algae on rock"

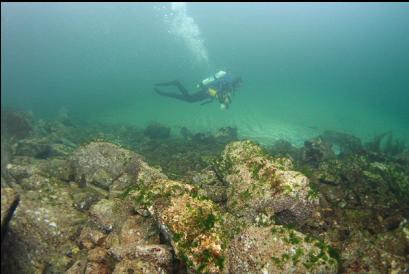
(71, 141), (141, 195)
(1, 187), (19, 241)
(2, 182), (87, 273)
(130, 178), (228, 273)
(227, 225), (338, 273)
(214, 141), (319, 225)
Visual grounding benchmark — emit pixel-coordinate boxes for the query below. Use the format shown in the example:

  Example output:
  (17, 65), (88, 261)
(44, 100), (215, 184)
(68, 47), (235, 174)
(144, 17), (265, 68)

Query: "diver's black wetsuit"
(154, 80), (209, 103)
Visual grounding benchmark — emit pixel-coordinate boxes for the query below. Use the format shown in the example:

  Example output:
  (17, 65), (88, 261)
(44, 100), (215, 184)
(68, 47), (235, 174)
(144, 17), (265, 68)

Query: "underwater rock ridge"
(129, 140), (338, 273)
(1, 116), (408, 274)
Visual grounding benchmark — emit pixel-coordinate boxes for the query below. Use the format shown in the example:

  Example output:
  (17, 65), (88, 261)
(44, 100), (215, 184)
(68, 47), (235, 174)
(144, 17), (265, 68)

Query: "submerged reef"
(1, 112), (408, 274)
(144, 122), (171, 140)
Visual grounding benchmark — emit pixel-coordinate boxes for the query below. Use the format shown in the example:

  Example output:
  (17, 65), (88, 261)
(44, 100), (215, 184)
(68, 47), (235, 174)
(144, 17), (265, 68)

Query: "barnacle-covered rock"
(15, 138), (72, 158)
(112, 258), (166, 274)
(227, 225), (338, 273)
(1, 187), (19, 239)
(1, 110), (33, 140)
(132, 179), (227, 273)
(301, 137), (336, 167)
(215, 140), (319, 225)
(341, 229), (409, 273)
(320, 130), (364, 155)
(192, 169), (227, 203)
(1, 182), (86, 273)
(89, 198), (133, 233)
(109, 244), (173, 273)
(71, 142), (141, 194)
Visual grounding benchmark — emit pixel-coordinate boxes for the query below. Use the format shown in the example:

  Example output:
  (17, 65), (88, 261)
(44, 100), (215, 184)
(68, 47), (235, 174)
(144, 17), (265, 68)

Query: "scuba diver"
(154, 71), (242, 110)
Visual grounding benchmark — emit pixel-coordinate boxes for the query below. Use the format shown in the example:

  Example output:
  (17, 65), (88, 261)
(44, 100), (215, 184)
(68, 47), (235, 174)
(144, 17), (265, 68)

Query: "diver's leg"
(154, 87), (189, 101)
(155, 87), (207, 103)
(188, 91), (209, 102)
(155, 80), (190, 96)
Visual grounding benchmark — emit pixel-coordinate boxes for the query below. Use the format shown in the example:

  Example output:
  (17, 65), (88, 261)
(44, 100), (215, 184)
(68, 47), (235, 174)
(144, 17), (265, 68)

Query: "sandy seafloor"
(96, 85), (409, 147)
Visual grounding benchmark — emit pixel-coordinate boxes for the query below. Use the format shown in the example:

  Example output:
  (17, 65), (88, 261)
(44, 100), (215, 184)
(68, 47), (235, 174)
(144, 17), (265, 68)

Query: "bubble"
(168, 2), (209, 64)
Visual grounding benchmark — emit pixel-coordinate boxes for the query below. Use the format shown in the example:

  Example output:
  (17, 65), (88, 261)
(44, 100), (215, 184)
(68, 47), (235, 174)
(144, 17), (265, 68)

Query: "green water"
(2, 3), (409, 145)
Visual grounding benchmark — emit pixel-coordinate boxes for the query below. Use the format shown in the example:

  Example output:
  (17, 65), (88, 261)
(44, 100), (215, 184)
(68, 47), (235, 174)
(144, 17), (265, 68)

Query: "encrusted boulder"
(70, 142), (141, 194)
(132, 179), (227, 273)
(1, 183), (87, 273)
(130, 173), (337, 274)
(38, 157), (75, 182)
(112, 258), (167, 274)
(5, 161), (42, 182)
(215, 141), (319, 225)
(213, 126), (238, 143)
(15, 138), (72, 158)
(1, 110), (33, 140)
(1, 187), (19, 241)
(320, 130), (364, 155)
(89, 198), (133, 233)
(109, 245), (173, 273)
(192, 169), (227, 203)
(340, 229), (409, 273)
(302, 137), (336, 167)
(143, 122), (171, 139)
(227, 225), (338, 273)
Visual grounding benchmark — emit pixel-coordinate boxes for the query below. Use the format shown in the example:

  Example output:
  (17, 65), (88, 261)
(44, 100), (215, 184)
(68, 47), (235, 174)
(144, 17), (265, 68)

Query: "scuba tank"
(197, 70), (227, 88)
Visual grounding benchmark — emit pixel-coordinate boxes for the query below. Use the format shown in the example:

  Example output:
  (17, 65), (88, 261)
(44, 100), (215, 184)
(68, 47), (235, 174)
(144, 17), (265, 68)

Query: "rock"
(133, 178), (226, 273)
(1, 187), (19, 241)
(5, 162), (41, 182)
(214, 126), (238, 143)
(227, 225), (338, 273)
(268, 139), (300, 159)
(84, 261), (110, 274)
(71, 186), (104, 212)
(143, 123), (171, 139)
(109, 244), (173, 273)
(79, 226), (106, 250)
(1, 182), (86, 273)
(1, 137), (12, 177)
(315, 160), (343, 185)
(71, 142), (140, 192)
(89, 199), (133, 233)
(117, 215), (160, 246)
(19, 173), (51, 190)
(302, 137), (336, 167)
(215, 141), (319, 225)
(1, 110), (33, 140)
(192, 170), (227, 203)
(320, 130), (364, 155)
(87, 247), (108, 263)
(137, 161), (167, 186)
(341, 230), (409, 273)
(112, 258), (168, 274)
(38, 158), (74, 182)
(374, 224), (409, 257)
(15, 138), (71, 158)
(65, 260), (87, 274)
